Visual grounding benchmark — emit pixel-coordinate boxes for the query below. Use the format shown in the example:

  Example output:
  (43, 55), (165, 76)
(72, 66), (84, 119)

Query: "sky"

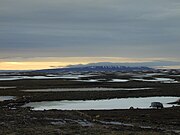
(0, 0), (180, 70)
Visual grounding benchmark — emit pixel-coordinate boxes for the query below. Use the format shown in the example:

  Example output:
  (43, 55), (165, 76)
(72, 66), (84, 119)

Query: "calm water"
(0, 96), (15, 101)
(22, 87), (153, 92)
(108, 79), (129, 82)
(0, 86), (16, 89)
(133, 78), (178, 83)
(0, 74), (94, 81)
(23, 96), (179, 110)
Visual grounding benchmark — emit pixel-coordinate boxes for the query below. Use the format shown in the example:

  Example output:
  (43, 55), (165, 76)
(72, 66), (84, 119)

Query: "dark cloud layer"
(0, 0), (180, 59)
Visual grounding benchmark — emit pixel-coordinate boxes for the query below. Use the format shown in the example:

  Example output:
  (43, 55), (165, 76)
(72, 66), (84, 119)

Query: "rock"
(150, 102), (163, 109)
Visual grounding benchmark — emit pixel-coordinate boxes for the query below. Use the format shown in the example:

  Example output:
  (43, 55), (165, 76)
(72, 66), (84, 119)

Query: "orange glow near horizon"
(0, 62), (84, 70)
(0, 57), (178, 70)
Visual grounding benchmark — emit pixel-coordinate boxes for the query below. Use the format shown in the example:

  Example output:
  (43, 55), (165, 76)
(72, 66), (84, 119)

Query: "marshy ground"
(0, 70), (180, 135)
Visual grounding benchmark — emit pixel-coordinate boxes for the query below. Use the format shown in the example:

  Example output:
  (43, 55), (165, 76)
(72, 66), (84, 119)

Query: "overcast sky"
(0, 0), (180, 69)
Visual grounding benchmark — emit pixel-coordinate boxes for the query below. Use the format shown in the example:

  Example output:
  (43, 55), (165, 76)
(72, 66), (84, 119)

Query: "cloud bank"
(0, 0), (180, 62)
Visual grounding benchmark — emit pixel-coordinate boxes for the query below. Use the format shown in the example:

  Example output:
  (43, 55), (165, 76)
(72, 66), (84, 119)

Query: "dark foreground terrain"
(0, 71), (180, 134)
(0, 107), (180, 135)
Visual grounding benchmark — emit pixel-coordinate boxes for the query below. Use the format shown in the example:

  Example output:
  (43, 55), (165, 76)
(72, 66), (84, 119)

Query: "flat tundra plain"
(0, 70), (180, 135)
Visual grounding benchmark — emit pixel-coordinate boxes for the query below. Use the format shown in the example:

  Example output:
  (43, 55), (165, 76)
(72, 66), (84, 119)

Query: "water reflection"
(23, 96), (179, 110)
(0, 96), (15, 101)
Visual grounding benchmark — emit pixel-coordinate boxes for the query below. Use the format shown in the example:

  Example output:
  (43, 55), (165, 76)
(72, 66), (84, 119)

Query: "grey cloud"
(0, 0), (180, 59)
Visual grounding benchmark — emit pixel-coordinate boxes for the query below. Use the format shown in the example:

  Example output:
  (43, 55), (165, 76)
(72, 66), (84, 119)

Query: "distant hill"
(0, 70), (32, 73)
(35, 63), (153, 73)
(67, 61), (180, 68)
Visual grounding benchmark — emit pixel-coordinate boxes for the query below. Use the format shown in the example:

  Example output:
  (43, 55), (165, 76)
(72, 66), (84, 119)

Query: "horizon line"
(0, 61), (180, 70)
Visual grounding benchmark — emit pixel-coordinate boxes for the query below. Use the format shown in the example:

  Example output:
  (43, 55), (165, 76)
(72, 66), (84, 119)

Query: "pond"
(23, 96), (179, 110)
(0, 74), (95, 81)
(133, 78), (178, 83)
(22, 87), (153, 92)
(0, 96), (15, 101)
(0, 86), (16, 89)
